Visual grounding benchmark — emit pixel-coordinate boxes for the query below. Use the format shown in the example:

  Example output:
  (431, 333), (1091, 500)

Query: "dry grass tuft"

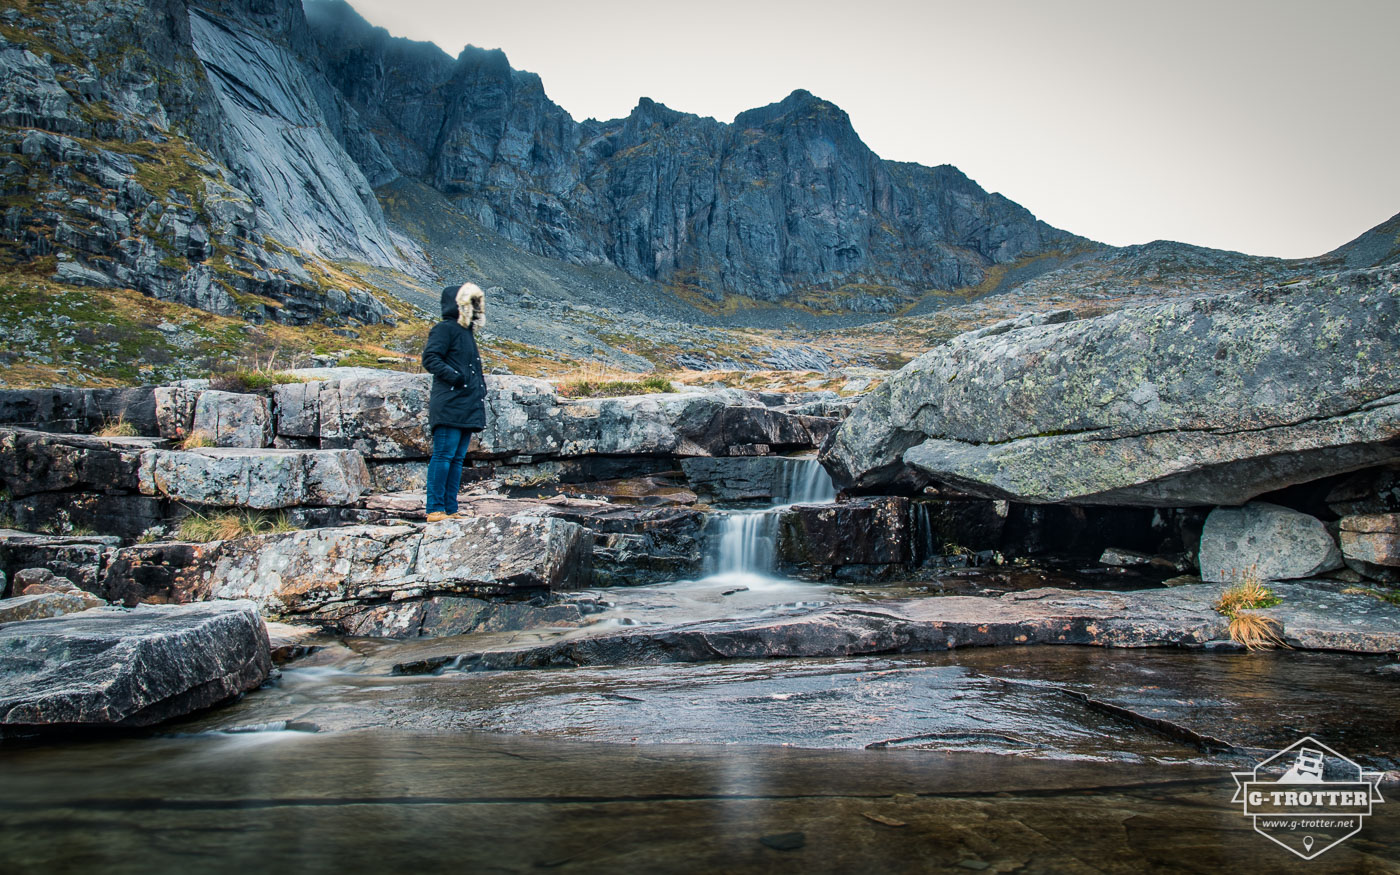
(177, 510), (298, 543)
(1214, 566), (1287, 649)
(1227, 612), (1289, 651)
(95, 416), (139, 437)
(178, 430), (216, 450)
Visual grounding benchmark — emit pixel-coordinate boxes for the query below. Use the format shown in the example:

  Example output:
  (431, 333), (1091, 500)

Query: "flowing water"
(3, 455), (1398, 872)
(706, 456), (836, 582)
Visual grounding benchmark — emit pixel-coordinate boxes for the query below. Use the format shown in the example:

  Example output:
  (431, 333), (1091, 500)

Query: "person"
(420, 282), (487, 521)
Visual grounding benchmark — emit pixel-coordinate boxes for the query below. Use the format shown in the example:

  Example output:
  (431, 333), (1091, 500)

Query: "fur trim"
(456, 282), (485, 329)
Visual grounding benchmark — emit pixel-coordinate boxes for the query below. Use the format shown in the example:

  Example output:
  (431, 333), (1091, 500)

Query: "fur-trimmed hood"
(440, 282), (485, 329)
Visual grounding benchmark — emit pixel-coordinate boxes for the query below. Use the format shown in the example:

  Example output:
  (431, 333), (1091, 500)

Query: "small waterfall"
(712, 509), (781, 577)
(704, 457), (836, 581)
(777, 455), (837, 505)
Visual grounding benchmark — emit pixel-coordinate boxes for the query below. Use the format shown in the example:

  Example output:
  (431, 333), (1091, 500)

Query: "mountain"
(0, 0), (1395, 388)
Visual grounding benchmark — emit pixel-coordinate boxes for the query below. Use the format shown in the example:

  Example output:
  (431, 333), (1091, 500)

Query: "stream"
(2, 458), (1398, 872)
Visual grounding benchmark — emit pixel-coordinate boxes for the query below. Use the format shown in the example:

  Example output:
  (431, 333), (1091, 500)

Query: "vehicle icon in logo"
(1231, 737), (1385, 859)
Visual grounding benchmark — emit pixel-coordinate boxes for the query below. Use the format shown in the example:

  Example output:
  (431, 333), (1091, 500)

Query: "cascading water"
(705, 456), (836, 581)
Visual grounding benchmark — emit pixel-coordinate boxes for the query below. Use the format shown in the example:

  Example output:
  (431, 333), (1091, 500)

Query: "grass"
(1214, 568), (1287, 650)
(555, 364), (674, 399)
(1225, 612), (1289, 651)
(209, 368), (302, 393)
(177, 430), (216, 450)
(1213, 574), (1282, 616)
(95, 416), (139, 437)
(1343, 586), (1400, 606)
(177, 510), (298, 543)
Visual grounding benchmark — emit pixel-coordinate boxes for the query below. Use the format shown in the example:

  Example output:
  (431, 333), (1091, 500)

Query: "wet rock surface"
(824, 267), (1400, 505)
(402, 579), (1400, 672)
(0, 601), (271, 735)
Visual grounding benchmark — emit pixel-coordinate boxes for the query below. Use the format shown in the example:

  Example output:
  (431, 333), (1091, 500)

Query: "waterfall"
(703, 457), (836, 582)
(777, 455), (837, 505)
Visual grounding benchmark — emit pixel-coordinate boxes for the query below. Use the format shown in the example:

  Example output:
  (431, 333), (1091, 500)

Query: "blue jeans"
(426, 426), (475, 514)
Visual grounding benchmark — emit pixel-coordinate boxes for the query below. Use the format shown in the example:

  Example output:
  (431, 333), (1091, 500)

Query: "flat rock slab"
(138, 447), (370, 508)
(0, 591), (103, 623)
(0, 601), (270, 735)
(401, 580), (1400, 672)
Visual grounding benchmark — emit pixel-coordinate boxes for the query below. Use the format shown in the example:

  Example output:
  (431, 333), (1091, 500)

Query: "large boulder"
(0, 601), (271, 735)
(137, 447), (370, 508)
(1198, 502), (1343, 583)
(194, 514), (589, 620)
(823, 268), (1400, 505)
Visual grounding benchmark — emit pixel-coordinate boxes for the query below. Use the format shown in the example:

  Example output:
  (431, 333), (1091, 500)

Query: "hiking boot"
(426, 511), (449, 522)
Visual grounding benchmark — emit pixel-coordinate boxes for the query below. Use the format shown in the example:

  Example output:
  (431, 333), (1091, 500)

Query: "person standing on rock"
(421, 282), (487, 522)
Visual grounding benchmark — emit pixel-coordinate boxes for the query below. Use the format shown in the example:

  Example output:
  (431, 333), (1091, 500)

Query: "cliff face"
(0, 0), (414, 326)
(303, 0), (1087, 307)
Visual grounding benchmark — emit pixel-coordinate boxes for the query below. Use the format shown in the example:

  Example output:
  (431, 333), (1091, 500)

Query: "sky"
(341, 0), (1400, 258)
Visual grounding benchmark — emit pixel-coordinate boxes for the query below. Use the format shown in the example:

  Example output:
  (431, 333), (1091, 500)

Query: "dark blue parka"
(421, 284), (486, 431)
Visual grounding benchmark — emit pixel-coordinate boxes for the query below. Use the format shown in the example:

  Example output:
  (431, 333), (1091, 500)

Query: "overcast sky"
(342, 0), (1399, 258)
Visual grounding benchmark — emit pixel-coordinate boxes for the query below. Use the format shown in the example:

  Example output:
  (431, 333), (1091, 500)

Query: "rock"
(0, 427), (156, 497)
(1099, 548), (1153, 567)
(343, 596), (588, 639)
(1340, 513), (1400, 583)
(271, 372), (835, 462)
(1340, 513), (1400, 565)
(1326, 466), (1400, 517)
(681, 456), (835, 504)
(1, 492), (175, 542)
(137, 448), (370, 508)
(99, 542), (212, 607)
(194, 514), (589, 619)
(0, 388), (157, 435)
(778, 497), (911, 578)
(191, 391), (272, 448)
(823, 268), (1400, 505)
(1198, 502), (1343, 583)
(0, 602), (271, 735)
(154, 386), (202, 440)
(0, 591), (102, 623)
(0, 531), (120, 596)
(314, 372), (433, 458)
(407, 580), (1400, 672)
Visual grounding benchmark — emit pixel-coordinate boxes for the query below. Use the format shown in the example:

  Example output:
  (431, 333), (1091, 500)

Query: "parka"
(421, 283), (487, 431)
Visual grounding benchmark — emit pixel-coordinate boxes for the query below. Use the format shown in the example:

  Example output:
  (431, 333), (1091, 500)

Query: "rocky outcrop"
(0, 388), (157, 435)
(0, 531), (120, 595)
(0, 601), (271, 735)
(194, 514), (589, 621)
(137, 447), (370, 508)
(823, 268), (1400, 505)
(0, 427), (157, 495)
(1197, 503), (1342, 583)
(273, 371), (835, 461)
(0, 0), (406, 326)
(344, 595), (591, 639)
